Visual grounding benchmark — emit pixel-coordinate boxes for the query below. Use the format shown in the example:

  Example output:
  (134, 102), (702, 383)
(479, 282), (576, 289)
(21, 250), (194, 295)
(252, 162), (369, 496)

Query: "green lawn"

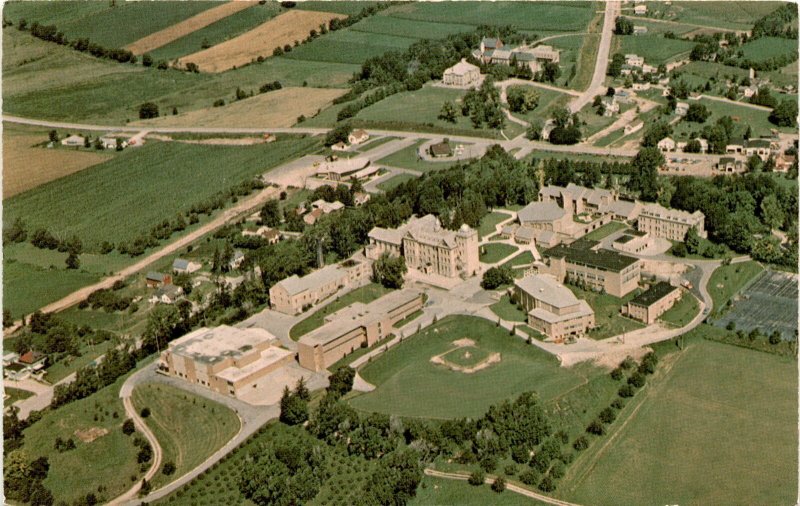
(353, 135), (397, 153)
(478, 211), (511, 238)
(149, 3), (283, 61)
(651, 1), (788, 31)
(349, 315), (600, 419)
(286, 29), (417, 65)
(45, 340), (115, 384)
(562, 336), (797, 505)
(131, 383), (240, 490)
(489, 295), (528, 322)
(659, 291), (701, 327)
(517, 87), (573, 125)
(738, 36), (798, 61)
(376, 173), (418, 192)
(672, 97), (796, 139)
(20, 370), (141, 504)
(582, 221), (628, 241)
(351, 15), (474, 40)
(708, 260), (764, 314)
(4, 387), (33, 404)
(377, 139), (458, 172)
(567, 285), (645, 339)
(411, 475), (549, 505)
(501, 250), (534, 270)
(617, 34), (695, 65)
(289, 283), (393, 340)
(480, 243), (519, 264)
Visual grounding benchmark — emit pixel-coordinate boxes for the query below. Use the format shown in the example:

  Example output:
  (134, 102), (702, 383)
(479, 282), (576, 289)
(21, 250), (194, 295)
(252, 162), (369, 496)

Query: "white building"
(625, 54), (644, 67)
(442, 59), (481, 87)
(657, 137), (676, 152)
(348, 129), (370, 145)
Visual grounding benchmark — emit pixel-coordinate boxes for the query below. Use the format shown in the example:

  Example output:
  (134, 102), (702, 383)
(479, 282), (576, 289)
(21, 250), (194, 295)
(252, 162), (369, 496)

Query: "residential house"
(513, 274), (595, 340)
(726, 138), (746, 154)
(739, 85), (758, 98)
(623, 281), (681, 324)
(269, 260), (371, 315)
(625, 54), (644, 67)
(149, 284), (183, 305)
(429, 140), (453, 158)
(331, 141), (348, 152)
(717, 157), (743, 173)
(641, 63), (656, 74)
(18, 351), (46, 370)
(634, 4), (647, 15)
(657, 137), (677, 152)
(675, 102), (689, 116)
(354, 192), (371, 206)
(366, 215), (479, 279)
(298, 290), (424, 372)
(242, 226), (281, 244)
(775, 153), (795, 172)
(620, 64), (634, 76)
(348, 129), (370, 145)
(172, 258), (202, 274)
(601, 96), (620, 116)
(744, 138), (773, 161)
(633, 25), (648, 35)
(146, 271), (172, 288)
(442, 59), (481, 87)
(303, 208), (324, 226)
(632, 82), (650, 91)
(637, 203), (707, 241)
(61, 134), (85, 147)
(311, 199), (345, 214)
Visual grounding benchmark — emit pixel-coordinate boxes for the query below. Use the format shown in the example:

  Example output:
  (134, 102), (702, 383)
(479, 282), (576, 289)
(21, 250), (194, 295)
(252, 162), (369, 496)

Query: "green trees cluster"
(751, 3), (798, 39)
(462, 77), (505, 130)
(21, 19), (137, 64)
(279, 378), (310, 426)
(480, 265), (514, 290)
(548, 106), (582, 145)
(507, 86), (540, 113)
(4, 451), (53, 506)
(614, 16), (634, 35)
(51, 346), (136, 408)
(372, 253), (407, 289)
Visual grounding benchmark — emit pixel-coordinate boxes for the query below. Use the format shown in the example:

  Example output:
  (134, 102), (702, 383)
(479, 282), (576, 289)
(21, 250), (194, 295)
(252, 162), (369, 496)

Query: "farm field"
(134, 87), (345, 128)
(562, 337), (797, 505)
(4, 1), (221, 49)
(351, 15), (474, 40)
(349, 315), (601, 419)
(148, 3), (283, 62)
(384, 1), (595, 32)
(19, 371), (141, 504)
(125, 1), (260, 55)
(707, 260), (764, 314)
(2, 126), (112, 198)
(616, 34), (695, 65)
(738, 36), (798, 61)
(644, 1), (788, 31)
(287, 28), (417, 66)
(290, 283), (393, 340)
(131, 383), (241, 490)
(178, 9), (346, 72)
(3, 136), (319, 246)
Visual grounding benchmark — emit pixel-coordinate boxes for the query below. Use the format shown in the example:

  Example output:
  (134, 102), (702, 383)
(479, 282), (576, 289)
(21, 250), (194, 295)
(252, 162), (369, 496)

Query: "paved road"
(569, 1), (620, 113)
(7, 373), (77, 420)
(424, 468), (582, 506)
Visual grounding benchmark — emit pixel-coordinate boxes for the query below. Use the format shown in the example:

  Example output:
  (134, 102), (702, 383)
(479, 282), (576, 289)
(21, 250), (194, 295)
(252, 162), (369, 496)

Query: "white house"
(61, 134), (85, 147)
(632, 82), (650, 91)
(229, 250), (245, 270)
(601, 96), (620, 116)
(675, 102), (689, 116)
(633, 25), (648, 35)
(634, 4), (647, 15)
(172, 258), (202, 274)
(625, 54), (644, 67)
(348, 129), (370, 145)
(739, 85), (757, 98)
(331, 141), (348, 152)
(149, 284), (183, 305)
(641, 64), (657, 74)
(657, 137), (676, 152)
(442, 58), (481, 87)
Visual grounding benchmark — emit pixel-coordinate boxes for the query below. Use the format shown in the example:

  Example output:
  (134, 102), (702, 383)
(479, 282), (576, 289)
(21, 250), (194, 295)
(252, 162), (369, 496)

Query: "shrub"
(519, 468), (540, 485)
(140, 407), (151, 418)
(550, 460), (565, 479)
(504, 464), (517, 476)
(122, 418), (135, 435)
(538, 475), (555, 492)
(586, 419), (605, 435)
(491, 476), (506, 493)
(599, 407), (617, 424)
(618, 384), (635, 398)
(468, 469), (485, 486)
(610, 367), (624, 381)
(628, 371), (646, 388)
(163, 461), (176, 475)
(611, 398), (625, 410)
(573, 436), (589, 451)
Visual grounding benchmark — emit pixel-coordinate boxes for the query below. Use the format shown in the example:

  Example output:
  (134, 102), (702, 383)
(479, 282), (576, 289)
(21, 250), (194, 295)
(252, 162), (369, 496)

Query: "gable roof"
(147, 271), (166, 282)
(515, 274), (582, 309)
(173, 258), (190, 270)
(518, 200), (567, 224)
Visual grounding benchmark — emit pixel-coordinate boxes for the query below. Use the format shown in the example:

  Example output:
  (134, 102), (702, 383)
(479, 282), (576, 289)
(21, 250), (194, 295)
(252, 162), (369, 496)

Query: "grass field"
(2, 126), (112, 198)
(480, 243), (519, 264)
(617, 34), (695, 65)
(131, 383), (240, 490)
(351, 15), (474, 40)
(659, 291), (701, 327)
(708, 260), (764, 314)
(516, 86), (573, 124)
(376, 173), (417, 192)
(350, 315), (602, 419)
(411, 475), (548, 505)
(672, 97), (795, 139)
(4, 1), (220, 49)
(582, 221), (628, 241)
(178, 9), (346, 72)
(134, 87), (345, 128)
(20, 371), (140, 504)
(385, 2), (594, 32)
(4, 137), (318, 247)
(738, 36), (798, 61)
(490, 295), (528, 322)
(4, 387), (34, 404)
(377, 139), (458, 172)
(478, 212), (511, 238)
(568, 285), (645, 339)
(289, 283), (393, 340)
(125, 2), (260, 55)
(562, 337), (797, 505)
(647, 1), (788, 31)
(283, 26), (417, 65)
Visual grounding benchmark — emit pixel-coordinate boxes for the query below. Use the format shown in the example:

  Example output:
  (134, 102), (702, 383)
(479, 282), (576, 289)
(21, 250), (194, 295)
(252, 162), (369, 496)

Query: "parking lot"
(714, 270), (799, 340)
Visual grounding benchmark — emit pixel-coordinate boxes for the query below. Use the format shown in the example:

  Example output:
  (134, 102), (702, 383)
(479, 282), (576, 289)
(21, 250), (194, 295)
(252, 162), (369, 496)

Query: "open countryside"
(2, 2), (797, 506)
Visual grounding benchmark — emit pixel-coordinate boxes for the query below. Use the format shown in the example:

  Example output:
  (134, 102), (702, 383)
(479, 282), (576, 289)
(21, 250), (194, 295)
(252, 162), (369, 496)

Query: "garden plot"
(714, 269), (798, 340)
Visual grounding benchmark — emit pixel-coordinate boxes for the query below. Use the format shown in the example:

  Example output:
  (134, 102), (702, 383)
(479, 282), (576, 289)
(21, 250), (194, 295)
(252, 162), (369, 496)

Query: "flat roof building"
(269, 259), (371, 315)
(542, 241), (642, 297)
(298, 289), (424, 371)
(637, 203), (706, 242)
(514, 274), (595, 340)
(623, 281), (681, 324)
(315, 157), (376, 182)
(159, 325), (294, 399)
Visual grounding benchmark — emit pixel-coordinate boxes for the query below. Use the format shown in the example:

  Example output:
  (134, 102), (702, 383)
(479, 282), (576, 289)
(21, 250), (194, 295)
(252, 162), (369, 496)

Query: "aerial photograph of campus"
(1, 0), (797, 505)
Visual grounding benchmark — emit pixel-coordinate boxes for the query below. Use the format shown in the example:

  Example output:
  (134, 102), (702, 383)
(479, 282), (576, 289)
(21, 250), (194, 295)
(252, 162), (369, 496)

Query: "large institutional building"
(539, 183), (617, 215)
(298, 289), (424, 372)
(637, 203), (706, 242)
(541, 239), (642, 298)
(623, 281), (682, 324)
(513, 274), (595, 340)
(159, 326), (294, 399)
(367, 215), (480, 279)
(269, 259), (371, 315)
(442, 59), (480, 87)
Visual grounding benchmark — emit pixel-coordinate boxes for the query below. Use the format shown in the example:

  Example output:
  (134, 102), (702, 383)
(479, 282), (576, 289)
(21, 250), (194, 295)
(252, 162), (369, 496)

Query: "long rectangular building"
(637, 203), (706, 242)
(623, 281), (682, 324)
(159, 325), (294, 398)
(269, 260), (371, 315)
(542, 240), (641, 298)
(514, 274), (595, 340)
(298, 289), (424, 372)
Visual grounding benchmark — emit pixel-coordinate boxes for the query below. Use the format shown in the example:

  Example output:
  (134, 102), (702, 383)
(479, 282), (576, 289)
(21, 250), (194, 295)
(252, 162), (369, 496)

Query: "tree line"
(13, 18), (137, 64)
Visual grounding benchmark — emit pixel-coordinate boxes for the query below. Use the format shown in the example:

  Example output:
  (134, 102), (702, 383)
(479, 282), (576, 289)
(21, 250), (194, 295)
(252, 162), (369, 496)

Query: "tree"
(614, 16), (634, 35)
(684, 139), (702, 153)
(142, 53), (153, 67)
(65, 253), (80, 270)
(138, 102), (159, 119)
(372, 252), (407, 289)
(628, 371), (646, 388)
(750, 86), (777, 108)
(507, 86), (540, 113)
(760, 194), (785, 230)
(294, 376), (310, 401)
(279, 386), (308, 425)
(438, 100), (458, 123)
(685, 226), (702, 254)
(607, 53), (625, 77)
(324, 122), (352, 146)
(481, 266), (514, 289)
(769, 330), (782, 345)
(641, 121), (672, 147)
(770, 99), (797, 127)
(685, 103), (711, 123)
(328, 366), (355, 398)
(526, 119), (544, 140)
(48, 130), (58, 143)
(468, 469), (485, 486)
(162, 461), (176, 475)
(259, 200), (282, 227)
(538, 475), (555, 492)
(598, 407), (617, 424)
(628, 147), (664, 201)
(491, 476), (506, 493)
(586, 419), (605, 435)
(573, 435), (589, 450)
(122, 418), (135, 435)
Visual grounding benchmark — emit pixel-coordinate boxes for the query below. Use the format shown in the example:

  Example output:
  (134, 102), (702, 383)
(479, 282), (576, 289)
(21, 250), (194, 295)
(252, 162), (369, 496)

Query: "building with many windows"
(158, 326), (294, 399)
(513, 274), (595, 340)
(541, 239), (642, 297)
(442, 59), (481, 87)
(269, 260), (371, 315)
(366, 215), (479, 279)
(623, 281), (682, 324)
(298, 289), (424, 372)
(637, 203), (706, 242)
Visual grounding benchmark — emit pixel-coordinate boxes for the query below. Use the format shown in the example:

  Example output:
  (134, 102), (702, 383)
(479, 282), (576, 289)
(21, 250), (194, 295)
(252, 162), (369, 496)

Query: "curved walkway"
(424, 468), (582, 506)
